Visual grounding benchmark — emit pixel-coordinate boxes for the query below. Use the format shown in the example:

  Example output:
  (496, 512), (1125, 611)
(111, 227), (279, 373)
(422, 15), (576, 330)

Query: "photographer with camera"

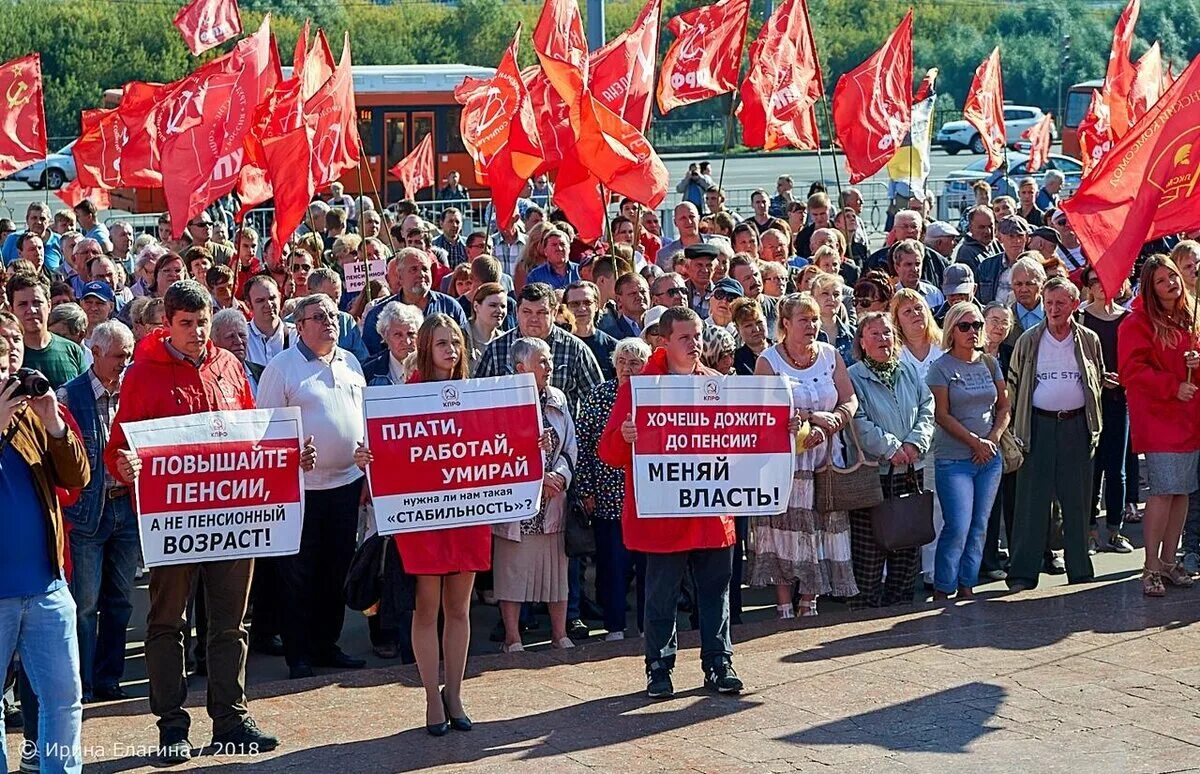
(675, 162), (714, 212)
(0, 332), (92, 774)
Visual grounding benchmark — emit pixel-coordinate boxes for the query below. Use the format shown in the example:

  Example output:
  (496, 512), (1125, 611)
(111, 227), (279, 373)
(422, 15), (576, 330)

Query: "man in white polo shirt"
(244, 276), (294, 369)
(256, 294), (367, 678)
(1004, 277), (1103, 592)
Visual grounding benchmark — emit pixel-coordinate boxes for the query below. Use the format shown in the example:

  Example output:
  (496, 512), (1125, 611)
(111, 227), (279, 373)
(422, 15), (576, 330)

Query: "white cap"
(643, 305), (669, 332)
(925, 220), (960, 239)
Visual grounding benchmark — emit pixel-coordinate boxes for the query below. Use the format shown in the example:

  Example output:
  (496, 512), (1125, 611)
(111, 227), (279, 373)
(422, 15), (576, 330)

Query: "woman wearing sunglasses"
(926, 302), (1010, 600)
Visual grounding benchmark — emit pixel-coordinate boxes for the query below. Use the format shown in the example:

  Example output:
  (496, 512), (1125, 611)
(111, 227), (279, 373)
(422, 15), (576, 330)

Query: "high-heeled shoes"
(442, 688), (473, 732)
(425, 695), (450, 736)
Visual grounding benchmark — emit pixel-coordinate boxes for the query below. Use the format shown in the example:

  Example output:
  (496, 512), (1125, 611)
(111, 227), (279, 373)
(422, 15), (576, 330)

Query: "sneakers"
(499, 641), (525, 653)
(566, 619), (590, 640)
(211, 717), (279, 754)
(19, 745), (37, 773)
(646, 668), (674, 699)
(1107, 533), (1134, 554)
(158, 728), (193, 764)
(1087, 534), (1101, 556)
(1182, 552), (1200, 576)
(604, 631), (625, 642)
(704, 664), (744, 695)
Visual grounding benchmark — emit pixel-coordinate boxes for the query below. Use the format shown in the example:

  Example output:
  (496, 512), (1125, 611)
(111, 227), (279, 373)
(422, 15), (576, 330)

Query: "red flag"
(1101, 0), (1140, 138)
(293, 19), (310, 73)
(157, 15), (279, 238)
(306, 32), (359, 189)
(0, 53), (47, 179)
(571, 93), (668, 209)
(1129, 41), (1164, 124)
(588, 0), (660, 130)
(1061, 55), (1200, 299)
(1021, 111), (1054, 174)
(173, 0), (243, 56)
(113, 81), (166, 188)
(553, 152), (608, 241)
(657, 0), (751, 115)
(389, 132), (435, 199)
(73, 108), (124, 191)
(1077, 90), (1113, 177)
(456, 25), (544, 231)
(961, 47), (1006, 172)
(831, 10), (913, 184)
(532, 0), (589, 107)
(55, 180), (111, 210)
(736, 0), (824, 151)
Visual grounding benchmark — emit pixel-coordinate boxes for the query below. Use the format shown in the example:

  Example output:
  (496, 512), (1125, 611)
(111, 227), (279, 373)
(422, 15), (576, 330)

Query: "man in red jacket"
(599, 306), (742, 699)
(104, 280), (312, 763)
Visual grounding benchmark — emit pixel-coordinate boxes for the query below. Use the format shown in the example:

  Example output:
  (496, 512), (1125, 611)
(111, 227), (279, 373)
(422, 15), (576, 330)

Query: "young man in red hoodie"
(599, 305), (742, 699)
(104, 280), (314, 763)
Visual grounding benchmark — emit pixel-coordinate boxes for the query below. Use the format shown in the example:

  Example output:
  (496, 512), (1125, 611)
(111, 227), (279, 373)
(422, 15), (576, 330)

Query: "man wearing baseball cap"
(705, 277), (744, 335)
(923, 221), (960, 260)
(79, 281), (116, 355)
(933, 264), (980, 324)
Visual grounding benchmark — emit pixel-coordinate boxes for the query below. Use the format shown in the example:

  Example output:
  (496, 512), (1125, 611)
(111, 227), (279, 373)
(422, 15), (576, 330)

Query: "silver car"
(936, 152), (1083, 222)
(10, 141), (77, 190)
(935, 105), (1058, 155)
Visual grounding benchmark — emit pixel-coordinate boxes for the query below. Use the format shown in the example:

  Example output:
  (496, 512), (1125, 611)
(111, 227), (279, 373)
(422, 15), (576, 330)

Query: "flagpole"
(817, 95), (844, 205)
(357, 135), (397, 254)
(352, 141), (372, 287)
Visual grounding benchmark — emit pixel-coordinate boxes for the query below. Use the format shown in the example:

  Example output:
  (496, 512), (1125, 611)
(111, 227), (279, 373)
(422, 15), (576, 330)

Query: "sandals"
(1160, 563), (1195, 588)
(1142, 569), (1166, 597)
(1124, 503), (1143, 523)
(797, 599), (818, 617)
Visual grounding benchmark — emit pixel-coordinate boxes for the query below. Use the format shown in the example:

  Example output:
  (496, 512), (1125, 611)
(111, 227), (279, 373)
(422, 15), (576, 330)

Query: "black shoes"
(158, 727), (193, 764)
(250, 634), (285, 656)
(566, 618), (590, 640)
(1044, 554), (1067, 575)
(91, 685), (130, 702)
(313, 648), (366, 669)
(442, 689), (473, 731)
(289, 661), (315, 680)
(211, 717), (279, 754)
(646, 667), (674, 700)
(704, 664), (744, 695)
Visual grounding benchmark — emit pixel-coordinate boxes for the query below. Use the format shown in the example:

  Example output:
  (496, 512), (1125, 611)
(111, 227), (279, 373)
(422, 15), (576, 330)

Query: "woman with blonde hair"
(514, 221), (553, 290)
(810, 271), (854, 364)
(751, 292), (859, 617)
(1118, 255), (1200, 596)
(354, 314), (489, 735)
(1169, 240), (1199, 294)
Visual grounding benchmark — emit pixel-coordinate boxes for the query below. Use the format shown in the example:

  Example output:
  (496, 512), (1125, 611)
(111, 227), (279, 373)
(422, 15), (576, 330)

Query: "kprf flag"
(55, 180), (110, 210)
(121, 408), (306, 567)
(589, 0), (660, 130)
(1101, 0), (1140, 138)
(390, 132), (435, 200)
(962, 47), (1006, 172)
(0, 53), (47, 179)
(630, 375), (794, 518)
(737, 0), (823, 151)
(1129, 42), (1165, 125)
(363, 375), (545, 535)
(73, 107), (125, 191)
(173, 0), (243, 56)
(1021, 112), (1054, 173)
(832, 10), (913, 184)
(1077, 90), (1112, 177)
(656, 0), (750, 114)
(1061, 54), (1200, 300)
(113, 81), (166, 188)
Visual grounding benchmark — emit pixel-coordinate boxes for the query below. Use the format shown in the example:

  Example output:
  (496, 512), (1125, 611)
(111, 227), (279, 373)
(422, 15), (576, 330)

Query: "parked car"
(10, 141), (76, 190)
(936, 152), (1083, 222)
(935, 105), (1058, 155)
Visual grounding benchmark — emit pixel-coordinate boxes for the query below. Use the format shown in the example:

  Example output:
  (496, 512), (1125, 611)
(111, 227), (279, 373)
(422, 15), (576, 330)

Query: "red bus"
(1061, 79), (1102, 160)
(104, 63), (494, 212)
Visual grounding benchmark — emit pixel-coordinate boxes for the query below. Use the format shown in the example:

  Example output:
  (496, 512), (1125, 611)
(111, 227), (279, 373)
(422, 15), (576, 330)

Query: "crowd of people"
(1, 175), (1199, 772)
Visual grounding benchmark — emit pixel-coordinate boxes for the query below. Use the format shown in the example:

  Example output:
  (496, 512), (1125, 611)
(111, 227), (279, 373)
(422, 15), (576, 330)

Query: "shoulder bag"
(980, 353), (1024, 474)
(869, 466), (935, 551)
(560, 453), (596, 558)
(813, 420), (883, 512)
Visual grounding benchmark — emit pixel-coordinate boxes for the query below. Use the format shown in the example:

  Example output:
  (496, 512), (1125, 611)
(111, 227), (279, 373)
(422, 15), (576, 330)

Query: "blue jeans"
(68, 495), (140, 698)
(0, 583), (83, 774)
(934, 456), (1003, 594)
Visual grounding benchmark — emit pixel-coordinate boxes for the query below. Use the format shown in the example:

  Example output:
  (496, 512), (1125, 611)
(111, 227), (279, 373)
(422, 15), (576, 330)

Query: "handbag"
(869, 466), (935, 551)
(813, 421), (883, 512)
(559, 452), (596, 558)
(980, 353), (1024, 474)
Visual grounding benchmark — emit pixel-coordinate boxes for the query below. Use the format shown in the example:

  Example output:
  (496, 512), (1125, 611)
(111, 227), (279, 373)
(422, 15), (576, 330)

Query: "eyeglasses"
(302, 311), (336, 324)
(854, 297), (877, 309)
(290, 264), (313, 272)
(656, 287), (686, 297)
(189, 221), (213, 228)
(713, 291), (739, 301)
(954, 321), (985, 332)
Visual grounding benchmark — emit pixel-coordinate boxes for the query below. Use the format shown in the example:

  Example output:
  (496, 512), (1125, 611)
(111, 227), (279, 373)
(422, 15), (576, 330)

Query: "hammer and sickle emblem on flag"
(6, 80), (31, 110)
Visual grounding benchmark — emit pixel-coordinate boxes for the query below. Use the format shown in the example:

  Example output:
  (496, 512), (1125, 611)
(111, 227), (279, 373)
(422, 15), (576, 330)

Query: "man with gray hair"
(361, 247), (469, 355)
(866, 209), (948, 285)
(306, 267), (369, 364)
(257, 293), (367, 679)
(1037, 169), (1066, 211)
(952, 205), (1000, 272)
(1005, 254), (1048, 346)
(977, 215), (1033, 305)
(66, 237), (105, 298)
(58, 320), (137, 704)
(211, 307), (260, 395)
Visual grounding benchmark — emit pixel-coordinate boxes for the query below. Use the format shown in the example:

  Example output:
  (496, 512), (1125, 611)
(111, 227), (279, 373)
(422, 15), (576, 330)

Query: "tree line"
(2, 0), (1197, 142)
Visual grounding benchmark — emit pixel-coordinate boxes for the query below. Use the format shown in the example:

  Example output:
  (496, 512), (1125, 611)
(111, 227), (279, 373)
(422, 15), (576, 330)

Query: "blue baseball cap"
(81, 281), (116, 305)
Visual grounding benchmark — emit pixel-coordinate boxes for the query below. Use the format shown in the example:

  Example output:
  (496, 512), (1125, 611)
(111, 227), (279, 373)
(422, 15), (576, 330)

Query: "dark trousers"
(248, 554), (282, 645)
(644, 547), (733, 673)
(982, 472), (1017, 572)
(729, 517), (748, 624)
(594, 519), (645, 633)
(147, 559), (253, 735)
(1092, 391), (1128, 530)
(1009, 413), (1095, 588)
(848, 471), (923, 609)
(278, 478), (363, 666)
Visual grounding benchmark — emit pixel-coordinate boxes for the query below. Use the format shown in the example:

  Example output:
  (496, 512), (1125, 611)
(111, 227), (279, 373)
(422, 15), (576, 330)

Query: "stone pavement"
(9, 561), (1200, 774)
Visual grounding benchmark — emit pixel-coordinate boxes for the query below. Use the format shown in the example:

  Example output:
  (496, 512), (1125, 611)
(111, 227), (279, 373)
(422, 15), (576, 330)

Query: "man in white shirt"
(1005, 277), (1103, 592)
(243, 276), (294, 368)
(256, 294), (367, 678)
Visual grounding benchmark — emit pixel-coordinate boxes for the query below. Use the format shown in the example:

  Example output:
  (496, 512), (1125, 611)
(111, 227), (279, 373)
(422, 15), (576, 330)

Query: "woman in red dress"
(355, 313), (490, 735)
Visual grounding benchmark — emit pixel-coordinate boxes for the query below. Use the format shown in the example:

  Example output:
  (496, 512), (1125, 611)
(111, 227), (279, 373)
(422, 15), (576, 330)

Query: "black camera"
(6, 368), (51, 399)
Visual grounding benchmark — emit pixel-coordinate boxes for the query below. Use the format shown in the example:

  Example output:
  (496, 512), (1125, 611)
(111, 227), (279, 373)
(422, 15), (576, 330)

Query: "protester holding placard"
(104, 280), (292, 763)
(493, 337), (579, 653)
(752, 293), (860, 618)
(257, 294), (367, 680)
(355, 314), (490, 736)
(599, 306), (743, 700)
(0, 334), (90, 774)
